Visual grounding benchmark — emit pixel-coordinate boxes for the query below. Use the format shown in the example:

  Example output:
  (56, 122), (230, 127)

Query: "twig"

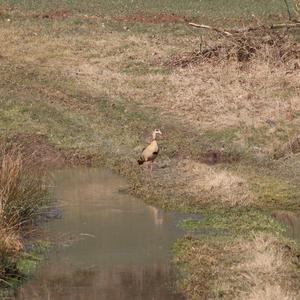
(188, 22), (233, 36)
(188, 21), (300, 36)
(244, 22), (300, 32)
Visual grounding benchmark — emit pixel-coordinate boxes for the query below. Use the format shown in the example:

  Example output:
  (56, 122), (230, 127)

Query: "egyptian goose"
(137, 129), (162, 171)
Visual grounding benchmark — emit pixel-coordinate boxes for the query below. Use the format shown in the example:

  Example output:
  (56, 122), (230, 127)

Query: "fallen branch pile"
(165, 21), (300, 67)
(188, 21), (300, 37)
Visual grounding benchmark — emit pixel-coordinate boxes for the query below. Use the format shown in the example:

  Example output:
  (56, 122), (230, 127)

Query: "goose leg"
(145, 162), (153, 178)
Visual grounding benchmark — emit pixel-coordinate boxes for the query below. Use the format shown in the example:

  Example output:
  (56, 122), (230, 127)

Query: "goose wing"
(141, 141), (159, 162)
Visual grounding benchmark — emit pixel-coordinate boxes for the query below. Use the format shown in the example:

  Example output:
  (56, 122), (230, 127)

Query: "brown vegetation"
(0, 4), (299, 298)
(0, 150), (47, 227)
(172, 159), (254, 207)
(37, 10), (70, 19)
(274, 134), (300, 159)
(4, 134), (65, 170)
(4, 134), (92, 169)
(0, 133), (94, 285)
(166, 30), (300, 66)
(0, 141), (49, 285)
(175, 233), (300, 300)
(200, 149), (241, 165)
(115, 12), (188, 24)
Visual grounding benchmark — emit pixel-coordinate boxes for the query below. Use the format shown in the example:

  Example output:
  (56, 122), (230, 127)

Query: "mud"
(3, 134), (92, 169)
(200, 150), (241, 165)
(37, 10), (70, 19)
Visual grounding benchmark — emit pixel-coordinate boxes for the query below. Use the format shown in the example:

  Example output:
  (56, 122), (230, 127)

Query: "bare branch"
(188, 21), (300, 36)
(188, 22), (233, 36)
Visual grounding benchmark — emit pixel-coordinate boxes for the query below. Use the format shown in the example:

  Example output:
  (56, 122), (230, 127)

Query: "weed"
(0, 148), (48, 227)
(0, 142), (49, 288)
(179, 209), (285, 234)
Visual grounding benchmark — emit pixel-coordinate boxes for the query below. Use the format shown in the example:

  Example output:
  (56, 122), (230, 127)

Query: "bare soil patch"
(200, 149), (241, 165)
(3, 134), (92, 169)
(6, 134), (65, 169)
(36, 10), (70, 19)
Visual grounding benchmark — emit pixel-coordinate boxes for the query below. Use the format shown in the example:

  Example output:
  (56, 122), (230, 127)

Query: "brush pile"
(166, 25), (300, 67)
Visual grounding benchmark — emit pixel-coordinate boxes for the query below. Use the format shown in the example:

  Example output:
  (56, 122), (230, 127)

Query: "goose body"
(138, 129), (162, 167)
(138, 140), (159, 165)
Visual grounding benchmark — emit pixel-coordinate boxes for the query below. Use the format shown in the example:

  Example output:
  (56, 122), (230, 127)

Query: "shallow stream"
(17, 168), (190, 300)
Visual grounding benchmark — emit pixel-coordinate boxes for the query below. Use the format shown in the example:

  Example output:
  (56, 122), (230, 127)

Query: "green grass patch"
(201, 127), (239, 148)
(0, 240), (51, 298)
(17, 240), (51, 276)
(251, 175), (300, 209)
(1, 0), (291, 20)
(179, 209), (285, 235)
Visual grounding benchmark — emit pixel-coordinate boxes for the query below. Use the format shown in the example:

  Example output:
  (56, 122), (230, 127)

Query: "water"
(17, 168), (189, 300)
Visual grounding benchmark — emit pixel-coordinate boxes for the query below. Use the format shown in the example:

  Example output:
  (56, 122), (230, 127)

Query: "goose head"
(152, 129), (162, 140)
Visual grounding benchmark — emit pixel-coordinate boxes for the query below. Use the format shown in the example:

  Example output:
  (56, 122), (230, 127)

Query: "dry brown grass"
(0, 148), (48, 227)
(293, 0), (300, 16)
(0, 22), (299, 152)
(0, 151), (22, 219)
(61, 37), (300, 132)
(0, 12), (298, 207)
(232, 234), (296, 297)
(0, 228), (23, 256)
(58, 33), (300, 157)
(4, 21), (295, 210)
(245, 284), (297, 300)
(170, 159), (255, 207)
(176, 233), (300, 300)
(166, 62), (300, 130)
(0, 143), (48, 285)
(274, 133), (300, 158)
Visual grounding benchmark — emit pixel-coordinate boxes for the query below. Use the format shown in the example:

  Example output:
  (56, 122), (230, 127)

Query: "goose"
(137, 129), (162, 171)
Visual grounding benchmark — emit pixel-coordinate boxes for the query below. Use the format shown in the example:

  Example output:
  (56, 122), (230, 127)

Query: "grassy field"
(0, 0), (291, 17)
(1, 0), (300, 298)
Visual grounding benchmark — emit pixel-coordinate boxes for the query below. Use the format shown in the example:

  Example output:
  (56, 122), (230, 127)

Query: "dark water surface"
(17, 168), (188, 300)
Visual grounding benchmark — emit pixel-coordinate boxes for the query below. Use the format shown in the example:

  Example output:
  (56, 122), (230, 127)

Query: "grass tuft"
(179, 209), (285, 235)
(174, 233), (300, 300)
(0, 143), (49, 288)
(0, 147), (48, 227)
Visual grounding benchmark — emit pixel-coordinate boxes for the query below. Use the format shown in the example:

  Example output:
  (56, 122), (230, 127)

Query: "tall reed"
(0, 145), (48, 285)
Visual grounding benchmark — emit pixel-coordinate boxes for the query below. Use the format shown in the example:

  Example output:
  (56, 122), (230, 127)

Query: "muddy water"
(17, 168), (189, 300)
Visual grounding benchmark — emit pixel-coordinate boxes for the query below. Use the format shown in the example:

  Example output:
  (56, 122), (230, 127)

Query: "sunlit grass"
(0, 0), (290, 19)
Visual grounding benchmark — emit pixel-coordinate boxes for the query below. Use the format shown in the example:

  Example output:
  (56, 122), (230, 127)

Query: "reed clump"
(0, 143), (48, 286)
